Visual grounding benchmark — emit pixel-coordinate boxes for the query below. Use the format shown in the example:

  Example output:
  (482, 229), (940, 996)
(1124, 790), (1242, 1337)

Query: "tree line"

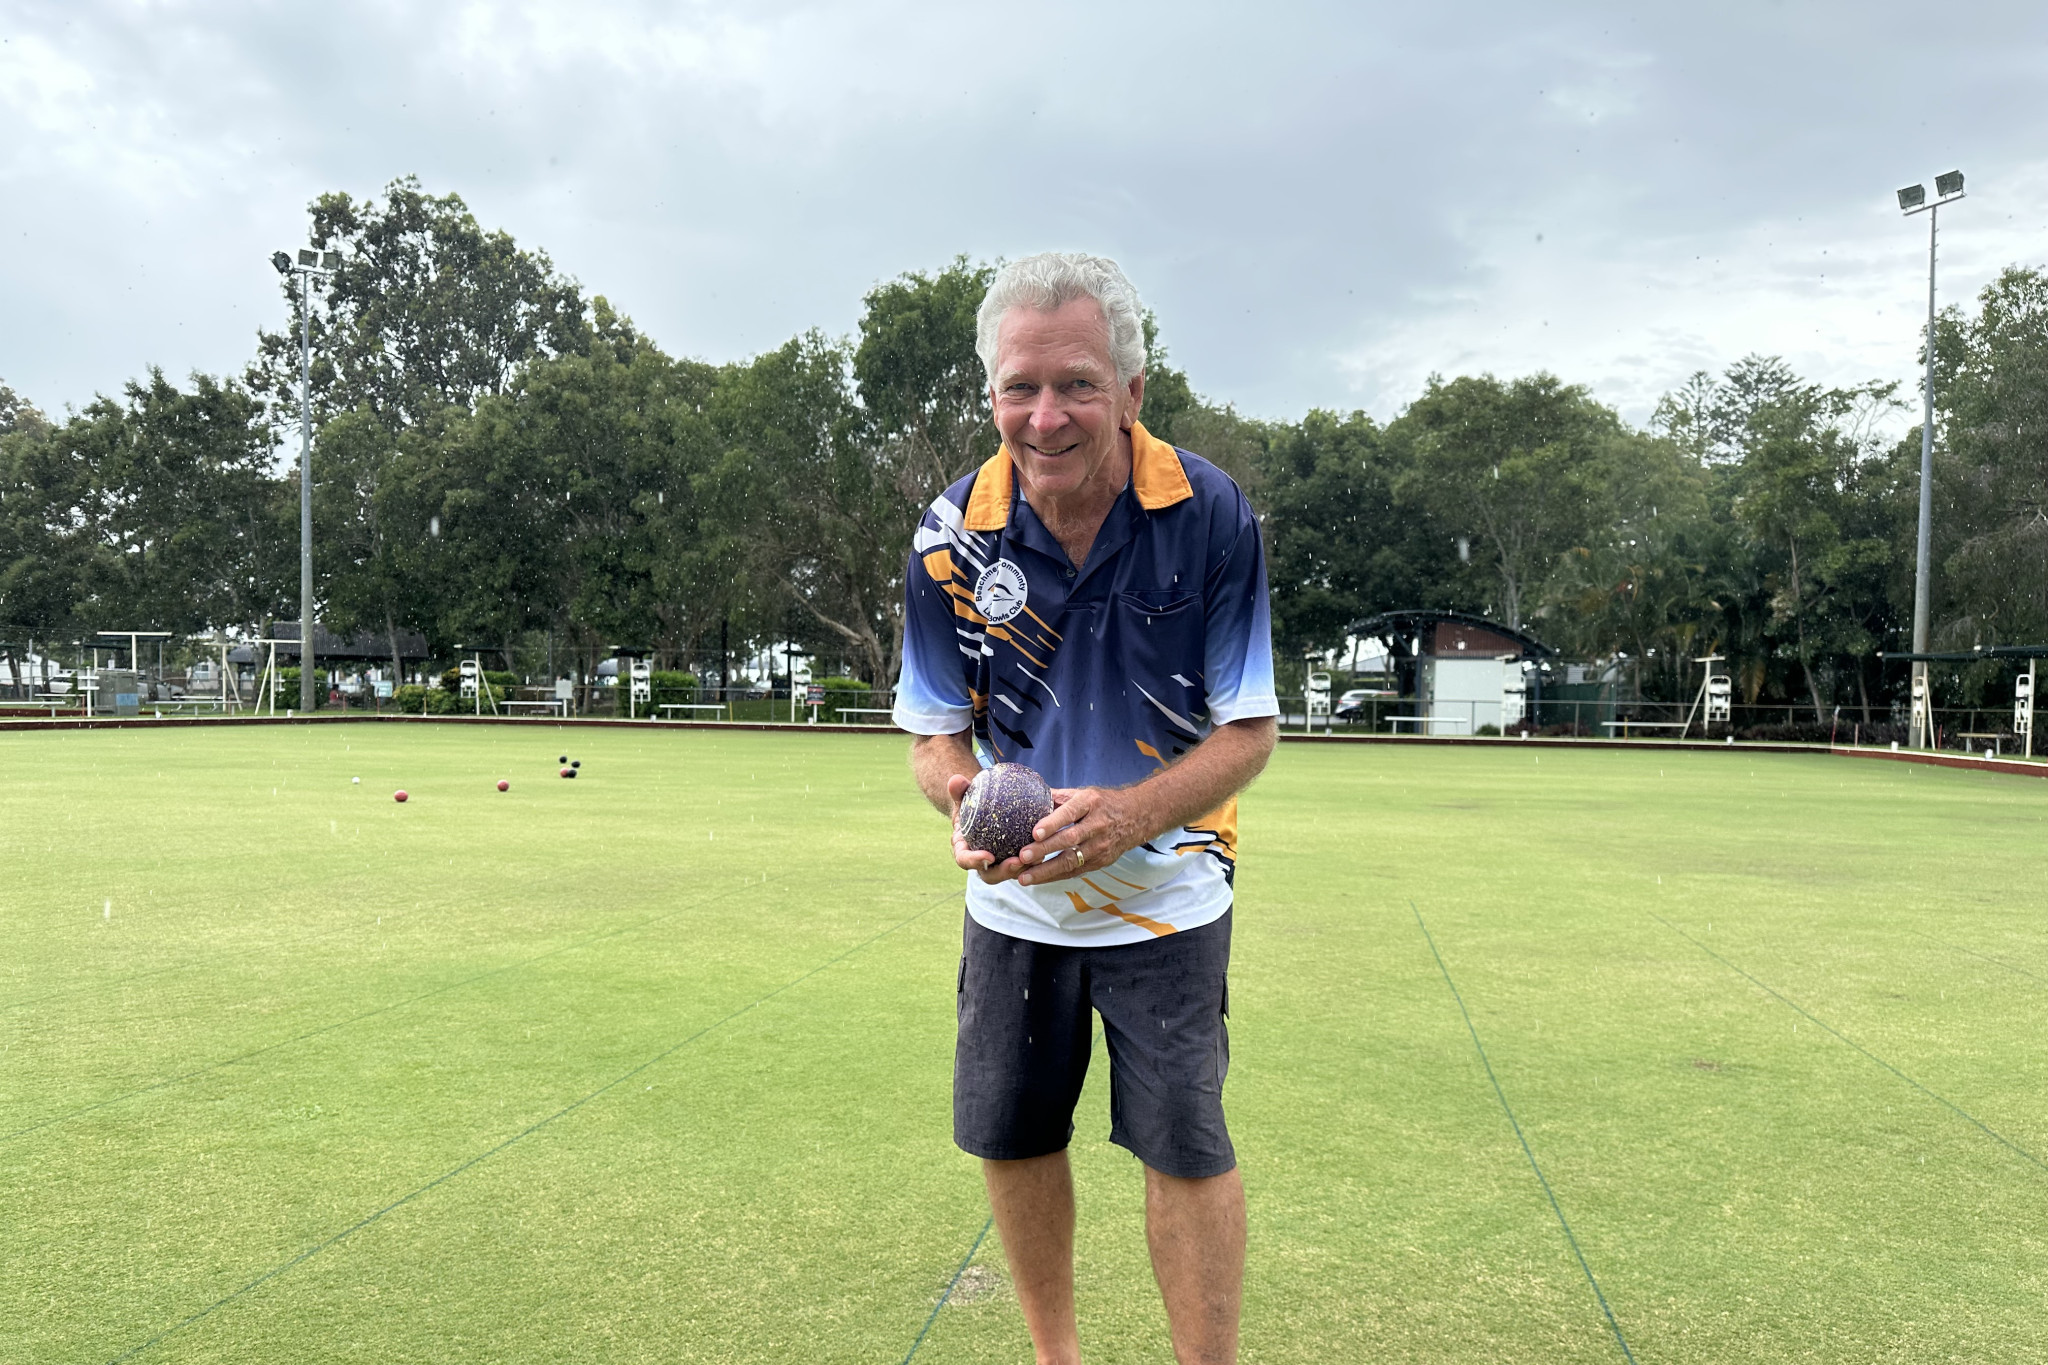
(4, 177), (2045, 725)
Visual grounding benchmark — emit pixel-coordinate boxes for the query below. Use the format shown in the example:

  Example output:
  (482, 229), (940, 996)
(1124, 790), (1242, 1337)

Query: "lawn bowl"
(958, 763), (1054, 864)
(497, 780), (509, 792)
(393, 790), (408, 803)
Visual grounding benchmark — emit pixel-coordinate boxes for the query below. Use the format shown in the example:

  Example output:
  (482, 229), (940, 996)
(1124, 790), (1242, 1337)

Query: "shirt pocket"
(1115, 589), (1208, 717)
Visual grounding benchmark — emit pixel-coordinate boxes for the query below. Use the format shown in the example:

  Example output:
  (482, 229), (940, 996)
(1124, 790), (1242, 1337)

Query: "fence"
(1279, 694), (2038, 752)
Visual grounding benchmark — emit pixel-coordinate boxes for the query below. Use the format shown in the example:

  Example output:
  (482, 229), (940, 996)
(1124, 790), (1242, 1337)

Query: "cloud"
(3, 0), (2046, 436)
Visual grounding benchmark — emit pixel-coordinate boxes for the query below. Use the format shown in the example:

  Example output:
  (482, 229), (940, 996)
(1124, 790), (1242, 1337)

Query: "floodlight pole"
(1908, 203), (1940, 747)
(273, 247), (334, 713)
(1901, 181), (1963, 747)
(297, 266), (318, 713)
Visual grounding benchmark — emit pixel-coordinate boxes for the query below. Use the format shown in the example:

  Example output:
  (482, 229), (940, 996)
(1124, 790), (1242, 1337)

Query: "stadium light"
(271, 245), (339, 712)
(1898, 168), (1967, 747)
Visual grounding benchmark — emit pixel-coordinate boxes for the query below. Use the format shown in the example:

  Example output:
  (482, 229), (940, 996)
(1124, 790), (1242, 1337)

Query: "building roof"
(1346, 610), (1555, 661)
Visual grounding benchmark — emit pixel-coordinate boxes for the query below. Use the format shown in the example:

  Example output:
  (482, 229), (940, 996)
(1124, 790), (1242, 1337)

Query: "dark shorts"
(953, 907), (1235, 1180)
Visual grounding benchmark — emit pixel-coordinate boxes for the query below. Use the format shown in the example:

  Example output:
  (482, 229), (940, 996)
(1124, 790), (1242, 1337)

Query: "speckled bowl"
(958, 762), (1055, 863)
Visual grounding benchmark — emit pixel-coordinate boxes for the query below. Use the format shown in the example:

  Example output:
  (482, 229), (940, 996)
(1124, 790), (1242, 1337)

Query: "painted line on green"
(1412, 903), (1639, 1364)
(901, 1216), (994, 1364)
(103, 887), (959, 1364)
(4, 869), (825, 1143)
(1654, 913), (2048, 1174)
(1915, 931), (2048, 990)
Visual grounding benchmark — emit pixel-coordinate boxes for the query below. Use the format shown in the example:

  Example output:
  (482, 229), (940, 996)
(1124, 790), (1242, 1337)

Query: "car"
(1335, 687), (1396, 721)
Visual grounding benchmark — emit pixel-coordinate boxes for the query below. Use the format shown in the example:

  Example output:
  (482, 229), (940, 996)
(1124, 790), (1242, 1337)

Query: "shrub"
(812, 675), (881, 722)
(424, 668), (504, 711)
(650, 671), (700, 710)
(1474, 723), (1501, 737)
(394, 684), (428, 714)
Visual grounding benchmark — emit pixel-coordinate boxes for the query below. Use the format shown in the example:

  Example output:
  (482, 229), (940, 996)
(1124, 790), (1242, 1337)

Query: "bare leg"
(984, 1152), (1081, 1365)
(1145, 1165), (1245, 1365)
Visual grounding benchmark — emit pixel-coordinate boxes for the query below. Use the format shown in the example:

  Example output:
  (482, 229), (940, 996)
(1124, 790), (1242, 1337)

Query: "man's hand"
(945, 772), (1016, 883)
(913, 717), (1276, 889)
(1013, 786), (1149, 887)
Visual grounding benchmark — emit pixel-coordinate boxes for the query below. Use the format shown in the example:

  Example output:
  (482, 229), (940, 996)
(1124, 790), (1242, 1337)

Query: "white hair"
(975, 252), (1147, 386)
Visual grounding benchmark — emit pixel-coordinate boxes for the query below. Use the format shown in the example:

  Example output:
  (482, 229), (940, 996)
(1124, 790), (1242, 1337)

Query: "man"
(894, 252), (1278, 1365)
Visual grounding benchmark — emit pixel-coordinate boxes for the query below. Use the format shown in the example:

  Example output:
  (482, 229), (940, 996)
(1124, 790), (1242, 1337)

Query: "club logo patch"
(973, 559), (1030, 624)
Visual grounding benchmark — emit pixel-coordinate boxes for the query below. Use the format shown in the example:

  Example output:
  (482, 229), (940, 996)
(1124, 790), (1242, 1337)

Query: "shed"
(1347, 610), (1555, 734)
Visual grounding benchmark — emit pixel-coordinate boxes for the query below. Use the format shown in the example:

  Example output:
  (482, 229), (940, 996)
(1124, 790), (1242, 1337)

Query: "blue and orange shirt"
(894, 421), (1277, 946)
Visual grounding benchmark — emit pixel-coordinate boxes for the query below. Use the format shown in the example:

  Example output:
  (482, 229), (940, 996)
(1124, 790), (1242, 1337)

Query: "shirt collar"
(961, 420), (1192, 533)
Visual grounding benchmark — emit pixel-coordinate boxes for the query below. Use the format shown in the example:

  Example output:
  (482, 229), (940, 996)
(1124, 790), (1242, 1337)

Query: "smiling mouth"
(1025, 441), (1081, 458)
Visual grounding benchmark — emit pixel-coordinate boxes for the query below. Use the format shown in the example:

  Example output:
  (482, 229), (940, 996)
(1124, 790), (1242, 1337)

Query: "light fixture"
(1934, 170), (1964, 198)
(298, 248), (317, 266)
(1897, 184), (1925, 211)
(321, 250), (343, 268)
(270, 250), (292, 274)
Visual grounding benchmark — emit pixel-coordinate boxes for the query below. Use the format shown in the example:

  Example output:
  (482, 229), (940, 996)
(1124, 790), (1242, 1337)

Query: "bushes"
(650, 671), (700, 710)
(397, 677), (503, 713)
(393, 683), (465, 714)
(812, 675), (882, 722)
(275, 667), (330, 694)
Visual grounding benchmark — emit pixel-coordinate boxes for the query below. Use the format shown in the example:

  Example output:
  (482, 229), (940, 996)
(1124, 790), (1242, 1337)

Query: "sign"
(629, 658), (652, 702)
(374, 679), (394, 699)
(458, 659), (479, 699)
(2017, 672), (2034, 737)
(806, 683), (826, 707)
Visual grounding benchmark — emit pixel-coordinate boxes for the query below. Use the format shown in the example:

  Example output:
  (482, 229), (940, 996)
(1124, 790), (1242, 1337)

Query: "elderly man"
(894, 252), (1278, 1364)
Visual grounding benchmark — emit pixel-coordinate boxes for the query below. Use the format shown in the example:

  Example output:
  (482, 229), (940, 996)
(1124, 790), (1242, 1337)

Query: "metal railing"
(1278, 695), (2037, 752)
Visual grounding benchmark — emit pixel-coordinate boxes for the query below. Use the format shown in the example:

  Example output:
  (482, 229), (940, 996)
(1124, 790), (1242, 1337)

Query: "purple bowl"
(958, 763), (1055, 863)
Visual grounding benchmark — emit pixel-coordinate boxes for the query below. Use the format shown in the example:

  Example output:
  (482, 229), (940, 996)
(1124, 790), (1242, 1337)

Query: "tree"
(0, 385), (90, 650)
(1255, 409), (1464, 657)
(250, 176), (588, 432)
(853, 256), (998, 506)
(1932, 266), (2048, 653)
(1658, 358), (1908, 721)
(398, 303), (723, 686)
(1542, 431), (1723, 701)
(1387, 374), (1622, 630)
(23, 372), (289, 638)
(712, 332), (903, 684)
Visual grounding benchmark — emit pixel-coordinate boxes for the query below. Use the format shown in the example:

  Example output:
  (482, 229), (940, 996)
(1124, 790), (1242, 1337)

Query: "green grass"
(4, 724), (2047, 1363)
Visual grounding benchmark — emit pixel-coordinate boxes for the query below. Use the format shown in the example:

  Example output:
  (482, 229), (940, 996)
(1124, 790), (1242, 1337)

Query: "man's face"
(989, 297), (1144, 505)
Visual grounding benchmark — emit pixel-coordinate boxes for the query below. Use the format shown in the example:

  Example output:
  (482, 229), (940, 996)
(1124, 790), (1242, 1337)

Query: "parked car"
(1335, 687), (1395, 721)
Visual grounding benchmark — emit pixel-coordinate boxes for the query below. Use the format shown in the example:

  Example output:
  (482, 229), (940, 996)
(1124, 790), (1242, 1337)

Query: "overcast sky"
(5, 1), (2045, 432)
